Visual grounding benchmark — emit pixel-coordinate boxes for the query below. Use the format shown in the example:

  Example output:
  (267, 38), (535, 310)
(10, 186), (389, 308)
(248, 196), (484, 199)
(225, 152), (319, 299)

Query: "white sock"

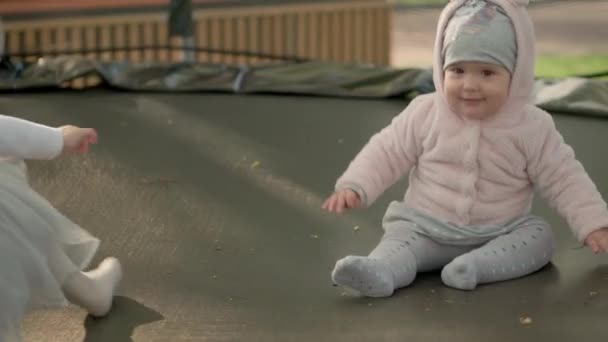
(62, 257), (122, 317)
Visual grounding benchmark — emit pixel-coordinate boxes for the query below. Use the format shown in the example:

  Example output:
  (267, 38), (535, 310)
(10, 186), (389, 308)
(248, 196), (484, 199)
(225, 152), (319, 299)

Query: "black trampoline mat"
(0, 91), (606, 341)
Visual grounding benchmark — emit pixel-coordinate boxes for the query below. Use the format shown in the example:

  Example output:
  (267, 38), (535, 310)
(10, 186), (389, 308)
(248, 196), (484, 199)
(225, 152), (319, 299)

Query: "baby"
(0, 115), (122, 341)
(322, 0), (608, 297)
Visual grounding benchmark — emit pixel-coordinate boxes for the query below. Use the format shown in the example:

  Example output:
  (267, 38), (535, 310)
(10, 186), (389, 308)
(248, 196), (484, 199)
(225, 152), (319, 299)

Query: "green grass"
(390, 0), (547, 5)
(535, 54), (608, 78)
(390, 0), (448, 6)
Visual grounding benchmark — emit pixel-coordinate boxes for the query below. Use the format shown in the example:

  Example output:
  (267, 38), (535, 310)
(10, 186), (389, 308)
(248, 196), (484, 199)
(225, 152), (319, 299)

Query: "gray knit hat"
(443, 0), (517, 73)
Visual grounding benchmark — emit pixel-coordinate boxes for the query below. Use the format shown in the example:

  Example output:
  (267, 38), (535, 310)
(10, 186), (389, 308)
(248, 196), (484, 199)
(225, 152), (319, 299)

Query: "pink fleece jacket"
(335, 0), (608, 242)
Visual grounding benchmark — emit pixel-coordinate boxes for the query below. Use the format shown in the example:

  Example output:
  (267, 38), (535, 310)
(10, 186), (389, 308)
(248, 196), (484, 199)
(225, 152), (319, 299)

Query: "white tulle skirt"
(0, 158), (99, 341)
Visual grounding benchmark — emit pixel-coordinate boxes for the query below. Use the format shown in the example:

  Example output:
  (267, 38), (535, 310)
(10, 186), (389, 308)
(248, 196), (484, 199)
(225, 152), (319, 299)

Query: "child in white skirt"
(0, 114), (122, 341)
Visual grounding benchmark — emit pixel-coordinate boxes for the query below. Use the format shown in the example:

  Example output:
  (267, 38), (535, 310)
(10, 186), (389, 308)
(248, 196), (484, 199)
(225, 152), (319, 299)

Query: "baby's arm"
(0, 114), (64, 159)
(0, 115), (97, 159)
(333, 97), (425, 207)
(527, 112), (608, 244)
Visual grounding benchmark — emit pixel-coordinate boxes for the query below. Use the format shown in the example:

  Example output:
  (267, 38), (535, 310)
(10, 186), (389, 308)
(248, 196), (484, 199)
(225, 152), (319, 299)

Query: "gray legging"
(332, 216), (555, 296)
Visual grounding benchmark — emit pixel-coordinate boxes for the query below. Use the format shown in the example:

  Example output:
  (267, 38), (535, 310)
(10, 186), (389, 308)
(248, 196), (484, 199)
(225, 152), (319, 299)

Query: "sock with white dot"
(441, 219), (555, 290)
(332, 239), (417, 297)
(332, 227), (469, 297)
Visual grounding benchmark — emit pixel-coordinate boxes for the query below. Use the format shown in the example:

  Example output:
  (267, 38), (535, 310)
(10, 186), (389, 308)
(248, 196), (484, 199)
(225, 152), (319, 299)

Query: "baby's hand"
(59, 125), (98, 155)
(584, 227), (608, 254)
(321, 189), (360, 214)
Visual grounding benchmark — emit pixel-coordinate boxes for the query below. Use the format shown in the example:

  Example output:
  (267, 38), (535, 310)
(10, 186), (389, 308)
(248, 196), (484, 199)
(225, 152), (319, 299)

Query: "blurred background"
(1, 0), (605, 81)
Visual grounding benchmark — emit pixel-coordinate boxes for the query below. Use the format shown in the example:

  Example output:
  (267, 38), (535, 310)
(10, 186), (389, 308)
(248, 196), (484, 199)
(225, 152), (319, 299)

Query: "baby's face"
(443, 62), (511, 120)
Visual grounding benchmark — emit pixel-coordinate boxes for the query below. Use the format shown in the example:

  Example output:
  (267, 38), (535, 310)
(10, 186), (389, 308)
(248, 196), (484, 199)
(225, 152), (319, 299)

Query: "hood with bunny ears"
(432, 0), (536, 119)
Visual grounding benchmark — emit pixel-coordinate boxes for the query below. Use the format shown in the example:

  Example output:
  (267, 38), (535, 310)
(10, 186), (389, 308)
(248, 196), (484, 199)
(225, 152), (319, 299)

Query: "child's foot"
(86, 257), (122, 316)
(331, 256), (395, 297)
(441, 255), (478, 290)
(63, 257), (123, 317)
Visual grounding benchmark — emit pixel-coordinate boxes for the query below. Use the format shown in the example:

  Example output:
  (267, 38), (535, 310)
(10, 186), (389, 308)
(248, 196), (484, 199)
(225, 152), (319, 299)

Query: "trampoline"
(0, 85), (607, 341)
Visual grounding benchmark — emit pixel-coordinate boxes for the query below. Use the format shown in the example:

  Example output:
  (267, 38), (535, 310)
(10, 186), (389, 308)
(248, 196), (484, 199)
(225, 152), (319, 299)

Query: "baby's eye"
(482, 70), (495, 76)
(450, 67), (464, 74)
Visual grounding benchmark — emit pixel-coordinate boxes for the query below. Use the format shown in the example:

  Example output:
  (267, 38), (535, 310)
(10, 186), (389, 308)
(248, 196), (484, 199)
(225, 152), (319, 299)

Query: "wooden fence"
(2, 1), (390, 66)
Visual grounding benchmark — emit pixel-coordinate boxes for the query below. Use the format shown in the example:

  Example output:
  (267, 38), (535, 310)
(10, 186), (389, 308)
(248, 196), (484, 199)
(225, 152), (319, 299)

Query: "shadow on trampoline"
(83, 296), (163, 342)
